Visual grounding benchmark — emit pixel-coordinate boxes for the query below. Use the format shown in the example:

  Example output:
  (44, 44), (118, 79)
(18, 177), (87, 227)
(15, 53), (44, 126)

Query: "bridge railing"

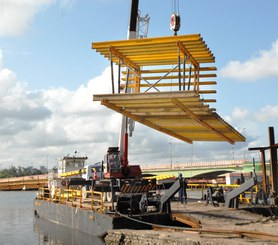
(141, 160), (245, 171)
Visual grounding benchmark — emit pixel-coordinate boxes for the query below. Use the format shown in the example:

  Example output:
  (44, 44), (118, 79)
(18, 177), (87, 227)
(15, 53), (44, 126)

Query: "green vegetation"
(0, 166), (43, 178)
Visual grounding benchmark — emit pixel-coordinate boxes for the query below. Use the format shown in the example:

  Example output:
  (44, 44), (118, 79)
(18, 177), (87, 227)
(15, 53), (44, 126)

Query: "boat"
(34, 147), (193, 237)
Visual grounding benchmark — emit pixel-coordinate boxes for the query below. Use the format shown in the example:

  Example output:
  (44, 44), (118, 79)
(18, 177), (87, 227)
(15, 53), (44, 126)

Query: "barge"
(34, 147), (196, 237)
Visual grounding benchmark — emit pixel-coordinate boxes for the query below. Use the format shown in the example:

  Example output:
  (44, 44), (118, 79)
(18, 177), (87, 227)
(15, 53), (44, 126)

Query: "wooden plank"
(101, 99), (193, 144)
(93, 91), (245, 143)
(171, 212), (201, 228)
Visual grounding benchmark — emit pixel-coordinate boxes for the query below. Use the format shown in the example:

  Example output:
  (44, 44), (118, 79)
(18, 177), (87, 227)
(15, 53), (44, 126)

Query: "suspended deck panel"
(93, 91), (245, 144)
(92, 34), (245, 144)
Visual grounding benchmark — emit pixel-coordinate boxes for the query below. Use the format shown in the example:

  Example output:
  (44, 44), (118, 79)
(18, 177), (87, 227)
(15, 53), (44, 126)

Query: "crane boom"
(118, 0), (140, 169)
(129, 0), (139, 38)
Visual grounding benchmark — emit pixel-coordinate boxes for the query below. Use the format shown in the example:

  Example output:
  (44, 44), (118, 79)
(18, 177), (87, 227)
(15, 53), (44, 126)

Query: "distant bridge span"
(141, 160), (245, 179)
(0, 160), (259, 190)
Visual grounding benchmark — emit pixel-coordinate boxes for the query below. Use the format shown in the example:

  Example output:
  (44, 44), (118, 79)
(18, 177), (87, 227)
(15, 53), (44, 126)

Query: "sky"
(0, 0), (278, 169)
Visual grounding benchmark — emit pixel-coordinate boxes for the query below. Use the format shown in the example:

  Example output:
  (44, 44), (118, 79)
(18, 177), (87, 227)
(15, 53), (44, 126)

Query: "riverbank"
(105, 200), (278, 244)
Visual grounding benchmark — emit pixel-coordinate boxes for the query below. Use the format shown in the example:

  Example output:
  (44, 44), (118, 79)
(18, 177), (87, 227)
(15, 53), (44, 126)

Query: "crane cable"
(172, 0), (179, 13)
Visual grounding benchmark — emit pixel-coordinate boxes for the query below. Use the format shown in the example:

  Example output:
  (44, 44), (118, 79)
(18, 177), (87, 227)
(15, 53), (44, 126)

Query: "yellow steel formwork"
(92, 34), (245, 144)
(92, 34), (216, 96)
(93, 92), (244, 144)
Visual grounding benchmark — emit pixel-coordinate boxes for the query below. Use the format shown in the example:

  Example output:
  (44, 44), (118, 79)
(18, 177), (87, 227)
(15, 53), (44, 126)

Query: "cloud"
(0, 0), (76, 37)
(255, 105), (278, 122)
(0, 52), (122, 167)
(58, 0), (76, 8)
(231, 107), (249, 120)
(0, 51), (51, 137)
(220, 39), (278, 81)
(0, 0), (54, 37)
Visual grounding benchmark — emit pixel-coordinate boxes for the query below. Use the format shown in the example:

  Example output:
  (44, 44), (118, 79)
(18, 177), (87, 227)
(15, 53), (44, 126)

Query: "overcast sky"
(0, 0), (278, 169)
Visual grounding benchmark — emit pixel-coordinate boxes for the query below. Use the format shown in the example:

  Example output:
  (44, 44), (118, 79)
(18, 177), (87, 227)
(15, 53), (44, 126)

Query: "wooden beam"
(178, 41), (199, 68)
(110, 46), (140, 71)
(171, 98), (235, 144)
(101, 99), (193, 144)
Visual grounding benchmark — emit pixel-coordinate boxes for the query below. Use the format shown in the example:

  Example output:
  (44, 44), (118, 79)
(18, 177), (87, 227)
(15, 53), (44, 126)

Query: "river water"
(0, 189), (204, 244)
(0, 191), (38, 244)
(0, 191), (104, 245)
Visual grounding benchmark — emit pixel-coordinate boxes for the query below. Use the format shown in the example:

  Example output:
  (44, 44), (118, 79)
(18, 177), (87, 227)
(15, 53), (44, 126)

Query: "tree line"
(0, 166), (44, 179)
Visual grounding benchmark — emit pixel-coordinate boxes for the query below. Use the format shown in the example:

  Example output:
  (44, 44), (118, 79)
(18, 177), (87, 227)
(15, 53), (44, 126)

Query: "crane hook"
(170, 0), (181, 36)
(170, 13), (180, 36)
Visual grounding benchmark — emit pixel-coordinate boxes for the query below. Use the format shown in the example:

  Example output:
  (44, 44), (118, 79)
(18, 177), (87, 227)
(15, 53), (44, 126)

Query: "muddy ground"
(105, 199), (278, 244)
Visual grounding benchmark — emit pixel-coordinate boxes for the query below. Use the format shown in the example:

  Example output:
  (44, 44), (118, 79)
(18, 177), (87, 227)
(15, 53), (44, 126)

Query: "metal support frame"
(194, 66), (200, 93)
(160, 176), (183, 213)
(109, 42), (199, 94)
(187, 64), (192, 90)
(145, 65), (179, 92)
(125, 69), (130, 93)
(225, 176), (257, 208)
(118, 58), (121, 93)
(137, 13), (150, 39)
(260, 149), (268, 194)
(269, 127), (278, 196)
(178, 44), (181, 91)
(110, 47), (159, 93)
(177, 41), (200, 93)
(110, 52), (115, 94)
(248, 127), (278, 204)
(183, 54), (187, 91)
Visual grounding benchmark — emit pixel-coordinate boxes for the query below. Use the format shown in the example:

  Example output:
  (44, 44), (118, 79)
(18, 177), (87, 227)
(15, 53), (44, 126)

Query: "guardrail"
(141, 160), (245, 171)
(37, 188), (105, 213)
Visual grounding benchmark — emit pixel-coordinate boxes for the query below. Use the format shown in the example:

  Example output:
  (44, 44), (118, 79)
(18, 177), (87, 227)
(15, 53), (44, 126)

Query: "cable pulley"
(170, 13), (180, 35)
(170, 0), (181, 36)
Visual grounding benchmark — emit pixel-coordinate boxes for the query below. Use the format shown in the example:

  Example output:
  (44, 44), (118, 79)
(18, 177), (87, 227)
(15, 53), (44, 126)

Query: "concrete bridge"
(141, 160), (263, 179)
(0, 174), (49, 191)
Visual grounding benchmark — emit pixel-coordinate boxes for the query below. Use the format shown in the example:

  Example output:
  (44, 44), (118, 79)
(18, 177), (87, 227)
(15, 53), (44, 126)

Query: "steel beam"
(269, 127), (278, 197)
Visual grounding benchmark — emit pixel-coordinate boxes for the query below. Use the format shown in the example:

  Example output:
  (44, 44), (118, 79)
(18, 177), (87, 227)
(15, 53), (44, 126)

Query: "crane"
(118, 0), (150, 171)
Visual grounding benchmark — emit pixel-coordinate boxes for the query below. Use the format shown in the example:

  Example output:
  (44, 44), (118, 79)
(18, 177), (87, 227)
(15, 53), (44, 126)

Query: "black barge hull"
(34, 199), (187, 237)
